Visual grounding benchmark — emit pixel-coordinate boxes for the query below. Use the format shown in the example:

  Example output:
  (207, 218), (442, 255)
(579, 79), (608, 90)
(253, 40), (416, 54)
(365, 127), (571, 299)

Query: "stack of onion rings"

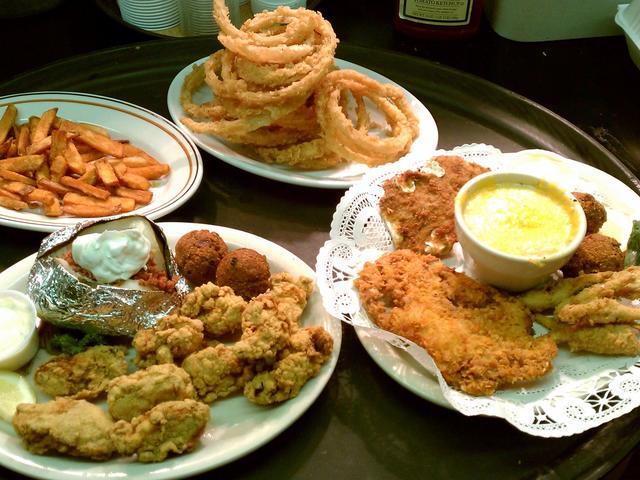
(180, 0), (419, 170)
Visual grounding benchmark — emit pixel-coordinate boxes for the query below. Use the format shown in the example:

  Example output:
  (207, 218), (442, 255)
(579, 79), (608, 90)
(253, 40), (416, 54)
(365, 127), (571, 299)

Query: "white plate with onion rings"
(0, 221), (341, 480)
(167, 58), (439, 189)
(0, 92), (203, 232)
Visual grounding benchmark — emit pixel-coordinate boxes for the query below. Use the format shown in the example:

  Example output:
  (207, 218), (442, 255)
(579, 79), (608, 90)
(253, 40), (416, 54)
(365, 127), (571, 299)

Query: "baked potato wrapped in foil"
(27, 215), (188, 336)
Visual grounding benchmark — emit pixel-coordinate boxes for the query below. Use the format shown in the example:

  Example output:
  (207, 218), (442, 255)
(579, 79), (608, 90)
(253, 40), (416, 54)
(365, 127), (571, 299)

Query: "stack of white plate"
(183, 0), (241, 35)
(118, 0), (181, 31)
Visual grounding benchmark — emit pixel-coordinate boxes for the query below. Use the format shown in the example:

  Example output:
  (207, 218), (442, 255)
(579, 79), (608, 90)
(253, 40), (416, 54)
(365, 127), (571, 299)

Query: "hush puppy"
(561, 233), (624, 277)
(572, 192), (607, 234)
(175, 230), (228, 286)
(215, 248), (270, 300)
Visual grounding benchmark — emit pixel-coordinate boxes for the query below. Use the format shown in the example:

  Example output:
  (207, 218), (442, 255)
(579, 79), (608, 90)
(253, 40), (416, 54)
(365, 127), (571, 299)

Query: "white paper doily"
(315, 144), (640, 437)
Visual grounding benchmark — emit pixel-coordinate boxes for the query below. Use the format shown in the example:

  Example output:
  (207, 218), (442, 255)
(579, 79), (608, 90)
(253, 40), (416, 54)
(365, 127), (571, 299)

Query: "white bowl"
(616, 2), (640, 70)
(0, 290), (39, 371)
(454, 171), (586, 292)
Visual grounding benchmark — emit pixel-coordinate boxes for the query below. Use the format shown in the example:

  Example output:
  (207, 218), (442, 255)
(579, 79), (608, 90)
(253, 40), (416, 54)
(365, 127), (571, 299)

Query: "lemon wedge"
(0, 371), (36, 422)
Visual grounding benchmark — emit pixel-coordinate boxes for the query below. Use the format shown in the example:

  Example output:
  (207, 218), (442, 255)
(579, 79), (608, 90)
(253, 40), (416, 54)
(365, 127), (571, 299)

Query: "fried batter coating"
(573, 192), (607, 234)
(175, 230), (228, 286)
(555, 267), (640, 326)
(178, 282), (246, 337)
(355, 250), (557, 396)
(520, 271), (615, 313)
(110, 399), (210, 463)
(215, 248), (271, 300)
(107, 364), (197, 421)
(244, 326), (333, 405)
(182, 344), (254, 403)
(34, 345), (128, 400)
(13, 398), (115, 460)
(561, 233), (624, 277)
(133, 314), (204, 368)
(379, 155), (489, 257)
(234, 273), (314, 363)
(536, 315), (640, 356)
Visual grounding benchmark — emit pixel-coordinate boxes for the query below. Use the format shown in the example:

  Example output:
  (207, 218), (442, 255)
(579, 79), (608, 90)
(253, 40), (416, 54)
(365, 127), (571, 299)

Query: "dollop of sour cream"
(71, 228), (151, 283)
(463, 182), (579, 258)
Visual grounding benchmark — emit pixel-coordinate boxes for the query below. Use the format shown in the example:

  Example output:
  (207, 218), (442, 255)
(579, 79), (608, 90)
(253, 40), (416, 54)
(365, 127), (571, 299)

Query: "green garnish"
(624, 220), (640, 267)
(47, 331), (107, 356)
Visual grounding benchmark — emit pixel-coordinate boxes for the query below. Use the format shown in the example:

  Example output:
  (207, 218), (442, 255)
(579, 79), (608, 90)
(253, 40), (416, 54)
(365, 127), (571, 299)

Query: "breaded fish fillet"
(110, 399), (209, 463)
(13, 398), (115, 460)
(355, 250), (557, 396)
(34, 345), (128, 400)
(107, 363), (196, 421)
(379, 155), (489, 257)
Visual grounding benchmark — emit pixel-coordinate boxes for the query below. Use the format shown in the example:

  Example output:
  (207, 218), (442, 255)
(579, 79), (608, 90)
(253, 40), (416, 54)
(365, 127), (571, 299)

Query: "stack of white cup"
(250, 0), (306, 14)
(118, 0), (181, 32)
(182, 0), (241, 35)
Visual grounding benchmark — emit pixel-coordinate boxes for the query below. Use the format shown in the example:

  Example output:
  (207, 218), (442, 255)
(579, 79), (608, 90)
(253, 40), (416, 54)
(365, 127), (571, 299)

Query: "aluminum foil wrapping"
(27, 215), (189, 337)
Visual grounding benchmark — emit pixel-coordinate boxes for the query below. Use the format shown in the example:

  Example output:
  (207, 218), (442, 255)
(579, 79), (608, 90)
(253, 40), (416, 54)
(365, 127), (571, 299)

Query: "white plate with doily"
(315, 144), (640, 437)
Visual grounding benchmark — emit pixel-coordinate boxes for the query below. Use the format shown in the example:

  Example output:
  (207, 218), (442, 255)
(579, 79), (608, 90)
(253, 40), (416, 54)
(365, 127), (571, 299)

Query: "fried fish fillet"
(34, 345), (128, 400)
(107, 364), (197, 421)
(535, 315), (640, 356)
(110, 399), (210, 463)
(379, 155), (489, 257)
(355, 250), (557, 396)
(13, 398), (115, 460)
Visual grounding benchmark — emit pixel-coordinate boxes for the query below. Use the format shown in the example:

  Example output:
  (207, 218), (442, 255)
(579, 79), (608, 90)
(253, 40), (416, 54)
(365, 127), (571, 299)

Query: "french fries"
(0, 103), (171, 218)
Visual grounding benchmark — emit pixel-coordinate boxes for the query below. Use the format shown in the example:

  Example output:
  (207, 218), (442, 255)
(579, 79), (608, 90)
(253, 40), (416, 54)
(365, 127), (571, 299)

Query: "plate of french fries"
(0, 92), (203, 232)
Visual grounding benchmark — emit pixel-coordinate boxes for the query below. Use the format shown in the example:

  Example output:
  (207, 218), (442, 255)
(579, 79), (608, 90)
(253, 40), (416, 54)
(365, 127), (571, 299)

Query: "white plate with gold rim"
(0, 92), (203, 232)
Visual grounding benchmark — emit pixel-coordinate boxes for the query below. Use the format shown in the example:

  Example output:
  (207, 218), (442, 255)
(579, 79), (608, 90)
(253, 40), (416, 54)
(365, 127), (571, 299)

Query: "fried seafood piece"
(34, 345), (128, 400)
(215, 248), (271, 300)
(355, 250), (557, 396)
(182, 344), (254, 403)
(244, 326), (333, 405)
(561, 233), (625, 277)
(555, 267), (640, 326)
(178, 282), (246, 337)
(133, 314), (204, 368)
(110, 399), (209, 463)
(572, 192), (607, 234)
(13, 398), (115, 460)
(536, 315), (640, 356)
(174, 230), (228, 286)
(379, 155), (489, 257)
(519, 271), (615, 313)
(234, 273), (314, 363)
(107, 364), (197, 421)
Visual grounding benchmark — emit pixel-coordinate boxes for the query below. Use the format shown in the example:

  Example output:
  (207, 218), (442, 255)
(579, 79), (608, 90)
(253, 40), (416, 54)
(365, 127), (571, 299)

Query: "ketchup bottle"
(393, 0), (485, 41)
